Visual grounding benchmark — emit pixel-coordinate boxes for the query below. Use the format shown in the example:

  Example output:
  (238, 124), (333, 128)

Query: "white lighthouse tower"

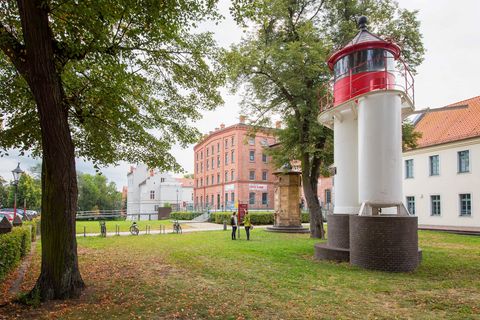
(315, 16), (420, 272)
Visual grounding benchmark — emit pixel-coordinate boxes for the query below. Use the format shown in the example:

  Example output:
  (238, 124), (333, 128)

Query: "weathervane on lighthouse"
(315, 16), (421, 272)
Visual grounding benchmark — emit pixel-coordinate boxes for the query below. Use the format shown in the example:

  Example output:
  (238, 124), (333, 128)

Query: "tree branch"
(0, 21), (27, 76)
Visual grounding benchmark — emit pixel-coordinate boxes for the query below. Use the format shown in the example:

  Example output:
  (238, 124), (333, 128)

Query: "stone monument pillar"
(266, 167), (309, 233)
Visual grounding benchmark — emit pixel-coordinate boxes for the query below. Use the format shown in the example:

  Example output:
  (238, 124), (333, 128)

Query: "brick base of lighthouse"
(315, 214), (421, 272)
(314, 214), (352, 262)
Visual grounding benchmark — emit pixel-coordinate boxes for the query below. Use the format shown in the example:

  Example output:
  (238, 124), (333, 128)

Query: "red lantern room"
(326, 16), (413, 107)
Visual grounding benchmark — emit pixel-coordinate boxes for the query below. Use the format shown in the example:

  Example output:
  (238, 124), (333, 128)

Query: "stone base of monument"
(314, 214), (352, 262)
(315, 214), (421, 272)
(266, 225), (310, 233)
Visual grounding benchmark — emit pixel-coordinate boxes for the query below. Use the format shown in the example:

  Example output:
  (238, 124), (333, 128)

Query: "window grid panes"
(150, 191), (155, 200)
(405, 159), (414, 179)
(249, 170), (255, 180)
(406, 196), (415, 215)
(262, 153), (267, 163)
(262, 193), (268, 205)
(429, 155), (439, 176)
(458, 150), (470, 173)
(249, 150), (255, 161)
(262, 171), (267, 181)
(431, 195), (441, 216)
(249, 192), (255, 205)
(459, 194), (471, 216)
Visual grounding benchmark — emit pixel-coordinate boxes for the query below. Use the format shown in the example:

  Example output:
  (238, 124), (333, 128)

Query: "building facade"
(402, 96), (480, 228)
(127, 164), (194, 219)
(193, 118), (277, 211)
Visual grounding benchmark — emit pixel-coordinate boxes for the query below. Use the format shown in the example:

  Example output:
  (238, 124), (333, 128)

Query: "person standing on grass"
(231, 212), (238, 240)
(243, 210), (252, 240)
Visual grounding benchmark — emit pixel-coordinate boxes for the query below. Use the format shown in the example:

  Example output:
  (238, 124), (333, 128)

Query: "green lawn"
(2, 230), (480, 319)
(75, 219), (188, 234)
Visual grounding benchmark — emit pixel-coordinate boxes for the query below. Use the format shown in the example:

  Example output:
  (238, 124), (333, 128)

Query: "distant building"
(193, 117), (277, 211)
(403, 96), (480, 229)
(127, 164), (194, 219)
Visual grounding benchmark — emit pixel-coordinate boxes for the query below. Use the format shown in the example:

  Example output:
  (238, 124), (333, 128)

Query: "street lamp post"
(176, 188), (179, 212)
(11, 163), (24, 221)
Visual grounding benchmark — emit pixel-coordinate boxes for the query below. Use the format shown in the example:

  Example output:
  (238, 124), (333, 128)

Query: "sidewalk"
(76, 222), (271, 237)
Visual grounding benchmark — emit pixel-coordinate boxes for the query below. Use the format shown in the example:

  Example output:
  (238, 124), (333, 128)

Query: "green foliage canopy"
(0, 0), (224, 172)
(77, 173), (122, 211)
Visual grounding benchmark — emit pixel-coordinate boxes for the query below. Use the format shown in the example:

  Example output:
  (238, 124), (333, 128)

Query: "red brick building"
(193, 118), (277, 210)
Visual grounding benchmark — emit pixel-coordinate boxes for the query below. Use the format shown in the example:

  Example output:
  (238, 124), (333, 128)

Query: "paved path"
(76, 222), (277, 237)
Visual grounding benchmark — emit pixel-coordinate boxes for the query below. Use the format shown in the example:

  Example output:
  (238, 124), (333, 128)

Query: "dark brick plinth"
(350, 215), (420, 272)
(314, 243), (350, 262)
(326, 214), (353, 249)
(266, 225), (310, 233)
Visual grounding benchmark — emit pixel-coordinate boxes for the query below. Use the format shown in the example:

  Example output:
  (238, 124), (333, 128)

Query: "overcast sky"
(1, 0), (479, 190)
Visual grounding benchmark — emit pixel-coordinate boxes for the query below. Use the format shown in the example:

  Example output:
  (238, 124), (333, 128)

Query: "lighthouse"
(315, 16), (420, 272)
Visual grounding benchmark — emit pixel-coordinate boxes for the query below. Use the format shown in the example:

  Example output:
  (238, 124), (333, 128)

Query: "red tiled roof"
(414, 96), (480, 148)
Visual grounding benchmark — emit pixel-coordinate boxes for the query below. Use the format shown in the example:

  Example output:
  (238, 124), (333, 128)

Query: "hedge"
(23, 218), (40, 242)
(170, 211), (203, 220)
(210, 211), (311, 225)
(0, 226), (32, 281)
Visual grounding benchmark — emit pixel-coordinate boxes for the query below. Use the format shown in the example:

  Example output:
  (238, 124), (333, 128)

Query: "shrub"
(170, 211), (203, 220)
(24, 218), (40, 242)
(210, 212), (275, 225)
(301, 212), (310, 223)
(0, 226), (32, 281)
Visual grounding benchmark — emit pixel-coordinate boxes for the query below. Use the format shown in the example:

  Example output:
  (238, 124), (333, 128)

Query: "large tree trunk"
(17, 0), (84, 300)
(301, 153), (325, 239)
(302, 173), (325, 239)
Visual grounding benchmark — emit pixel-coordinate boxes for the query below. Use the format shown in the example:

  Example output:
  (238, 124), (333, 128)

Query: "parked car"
(0, 212), (14, 222)
(0, 208), (24, 220)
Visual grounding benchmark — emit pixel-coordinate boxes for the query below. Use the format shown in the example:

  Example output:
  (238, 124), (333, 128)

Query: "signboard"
(225, 184), (235, 191)
(248, 184), (268, 191)
(238, 203), (248, 222)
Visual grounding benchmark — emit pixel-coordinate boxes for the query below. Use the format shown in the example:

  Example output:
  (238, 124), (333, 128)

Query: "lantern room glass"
(333, 49), (395, 80)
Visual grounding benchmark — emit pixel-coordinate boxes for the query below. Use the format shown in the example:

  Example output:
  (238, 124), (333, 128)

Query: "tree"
(183, 173), (194, 179)
(0, 176), (9, 208)
(7, 172), (42, 210)
(225, 0), (424, 238)
(402, 119), (423, 151)
(77, 173), (122, 211)
(0, 0), (223, 300)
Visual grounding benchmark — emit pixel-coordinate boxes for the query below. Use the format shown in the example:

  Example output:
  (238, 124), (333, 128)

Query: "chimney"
(220, 123), (225, 129)
(209, 131), (213, 135)
(149, 169), (155, 177)
(275, 121), (282, 129)
(239, 115), (246, 124)
(215, 127), (219, 131)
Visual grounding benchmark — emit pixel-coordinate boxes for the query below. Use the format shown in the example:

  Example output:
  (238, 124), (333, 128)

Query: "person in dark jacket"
(231, 212), (238, 240)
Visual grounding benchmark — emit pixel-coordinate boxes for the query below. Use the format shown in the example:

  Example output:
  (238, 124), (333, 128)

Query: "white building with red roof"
(403, 96), (480, 230)
(126, 164), (194, 219)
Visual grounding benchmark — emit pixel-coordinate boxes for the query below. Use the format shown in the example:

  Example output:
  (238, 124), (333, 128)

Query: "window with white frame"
(262, 171), (267, 181)
(405, 159), (414, 178)
(225, 152), (228, 165)
(431, 195), (441, 216)
(248, 137), (255, 145)
(458, 150), (470, 173)
(231, 170), (234, 181)
(429, 155), (439, 176)
(217, 155), (220, 167)
(459, 193), (472, 216)
(249, 170), (255, 180)
(231, 192), (235, 202)
(225, 171), (228, 182)
(150, 190), (155, 200)
(262, 153), (267, 163)
(206, 176), (209, 185)
(406, 196), (415, 215)
(249, 192), (255, 204)
(249, 150), (255, 161)
(211, 158), (214, 169)
(217, 173), (220, 184)
(262, 192), (268, 205)
(231, 150), (235, 163)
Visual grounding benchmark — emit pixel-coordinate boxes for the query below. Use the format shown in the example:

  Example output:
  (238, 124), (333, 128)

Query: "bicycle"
(172, 220), (182, 234)
(130, 222), (140, 235)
